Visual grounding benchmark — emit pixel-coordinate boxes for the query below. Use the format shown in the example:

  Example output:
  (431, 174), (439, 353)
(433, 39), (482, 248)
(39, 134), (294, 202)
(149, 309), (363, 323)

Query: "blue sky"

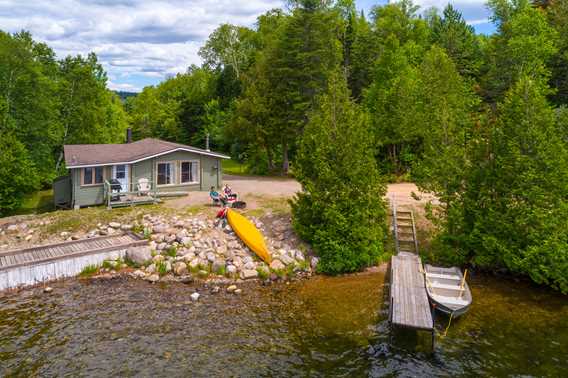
(0, 1), (494, 92)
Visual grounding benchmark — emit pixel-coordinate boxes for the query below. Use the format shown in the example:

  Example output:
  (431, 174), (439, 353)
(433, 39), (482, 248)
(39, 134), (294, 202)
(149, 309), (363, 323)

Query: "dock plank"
(0, 233), (143, 273)
(390, 254), (433, 331)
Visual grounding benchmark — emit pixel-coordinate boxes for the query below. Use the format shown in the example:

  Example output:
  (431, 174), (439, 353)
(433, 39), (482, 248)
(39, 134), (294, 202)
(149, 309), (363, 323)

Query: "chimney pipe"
(126, 128), (132, 143)
(205, 133), (210, 151)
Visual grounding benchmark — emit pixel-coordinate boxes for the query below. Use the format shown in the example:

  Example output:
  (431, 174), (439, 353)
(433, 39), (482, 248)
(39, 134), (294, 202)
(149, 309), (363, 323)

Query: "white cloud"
(412, 0), (490, 23)
(0, 0), (282, 91)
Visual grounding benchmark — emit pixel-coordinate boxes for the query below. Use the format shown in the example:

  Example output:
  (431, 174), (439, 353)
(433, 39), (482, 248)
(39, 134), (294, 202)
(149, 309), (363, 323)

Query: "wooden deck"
(390, 252), (433, 331)
(0, 233), (147, 290)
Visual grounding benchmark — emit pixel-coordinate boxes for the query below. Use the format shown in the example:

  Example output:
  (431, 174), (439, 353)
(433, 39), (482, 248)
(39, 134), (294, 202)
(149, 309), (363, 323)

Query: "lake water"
(0, 270), (567, 377)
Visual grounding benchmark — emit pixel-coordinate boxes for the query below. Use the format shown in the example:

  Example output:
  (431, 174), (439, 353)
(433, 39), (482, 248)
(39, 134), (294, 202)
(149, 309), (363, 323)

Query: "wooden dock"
(390, 252), (433, 331)
(389, 200), (434, 338)
(0, 233), (147, 290)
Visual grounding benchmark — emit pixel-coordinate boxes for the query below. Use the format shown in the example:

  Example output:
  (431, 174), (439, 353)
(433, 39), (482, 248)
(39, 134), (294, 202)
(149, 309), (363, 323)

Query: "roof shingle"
(64, 138), (229, 168)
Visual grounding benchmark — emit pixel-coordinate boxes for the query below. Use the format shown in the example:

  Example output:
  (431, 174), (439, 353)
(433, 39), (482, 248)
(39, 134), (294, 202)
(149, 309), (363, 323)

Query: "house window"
(115, 165), (126, 179)
(157, 162), (174, 186)
(83, 167), (104, 185)
(181, 161), (199, 184)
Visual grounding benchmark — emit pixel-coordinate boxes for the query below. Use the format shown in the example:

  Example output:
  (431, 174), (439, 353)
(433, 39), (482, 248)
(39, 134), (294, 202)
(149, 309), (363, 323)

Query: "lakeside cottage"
(54, 132), (229, 209)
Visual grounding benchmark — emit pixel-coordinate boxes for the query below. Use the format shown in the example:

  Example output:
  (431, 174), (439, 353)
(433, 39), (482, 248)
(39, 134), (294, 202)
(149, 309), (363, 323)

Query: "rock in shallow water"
(226, 285), (237, 293)
(190, 292), (200, 301)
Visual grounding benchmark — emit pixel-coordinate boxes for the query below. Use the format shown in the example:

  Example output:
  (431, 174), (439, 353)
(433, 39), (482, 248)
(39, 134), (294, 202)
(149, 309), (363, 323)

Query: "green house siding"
(71, 167), (107, 207)
(70, 150), (223, 207)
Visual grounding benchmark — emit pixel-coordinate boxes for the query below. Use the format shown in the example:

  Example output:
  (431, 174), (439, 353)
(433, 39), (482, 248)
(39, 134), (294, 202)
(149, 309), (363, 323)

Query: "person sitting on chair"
(223, 184), (237, 200)
(210, 186), (227, 206)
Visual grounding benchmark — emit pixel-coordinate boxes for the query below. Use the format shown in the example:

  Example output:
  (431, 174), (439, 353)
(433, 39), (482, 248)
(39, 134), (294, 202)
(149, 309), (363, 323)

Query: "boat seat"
(430, 294), (469, 306)
(425, 272), (461, 280)
(430, 282), (463, 290)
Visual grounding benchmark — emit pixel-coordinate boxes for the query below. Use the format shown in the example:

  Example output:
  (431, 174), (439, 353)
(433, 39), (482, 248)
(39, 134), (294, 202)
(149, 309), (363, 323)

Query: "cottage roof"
(64, 138), (229, 168)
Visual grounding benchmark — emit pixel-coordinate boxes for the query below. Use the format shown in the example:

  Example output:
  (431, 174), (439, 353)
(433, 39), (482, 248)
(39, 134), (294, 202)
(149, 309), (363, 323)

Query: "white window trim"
(180, 160), (200, 185)
(112, 164), (130, 192)
(156, 161), (176, 187)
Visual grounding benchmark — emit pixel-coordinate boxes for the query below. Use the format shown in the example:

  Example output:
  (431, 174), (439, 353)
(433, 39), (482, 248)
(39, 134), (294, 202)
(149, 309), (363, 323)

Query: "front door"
(112, 164), (129, 192)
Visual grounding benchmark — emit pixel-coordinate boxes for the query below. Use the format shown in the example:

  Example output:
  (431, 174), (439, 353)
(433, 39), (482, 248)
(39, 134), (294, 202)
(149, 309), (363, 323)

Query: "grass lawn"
(222, 159), (248, 175)
(12, 189), (55, 215)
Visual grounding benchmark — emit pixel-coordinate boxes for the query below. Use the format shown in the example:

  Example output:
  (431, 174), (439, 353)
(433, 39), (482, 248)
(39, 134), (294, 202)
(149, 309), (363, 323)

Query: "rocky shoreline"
(0, 211), (318, 296)
(123, 213), (317, 286)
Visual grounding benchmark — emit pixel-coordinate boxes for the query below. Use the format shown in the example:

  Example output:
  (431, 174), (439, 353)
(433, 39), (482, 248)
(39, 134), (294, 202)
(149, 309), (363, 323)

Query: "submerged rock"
(226, 285), (237, 293)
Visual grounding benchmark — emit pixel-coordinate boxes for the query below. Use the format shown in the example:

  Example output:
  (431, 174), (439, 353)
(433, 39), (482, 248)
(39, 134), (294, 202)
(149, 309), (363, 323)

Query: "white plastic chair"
(137, 178), (150, 196)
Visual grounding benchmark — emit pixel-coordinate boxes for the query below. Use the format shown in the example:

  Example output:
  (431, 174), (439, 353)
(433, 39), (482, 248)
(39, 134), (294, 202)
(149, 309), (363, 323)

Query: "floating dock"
(389, 201), (434, 341)
(0, 233), (146, 291)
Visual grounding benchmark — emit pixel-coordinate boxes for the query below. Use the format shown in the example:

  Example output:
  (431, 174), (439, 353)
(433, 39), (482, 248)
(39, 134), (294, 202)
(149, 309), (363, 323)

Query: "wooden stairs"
(392, 206), (419, 255)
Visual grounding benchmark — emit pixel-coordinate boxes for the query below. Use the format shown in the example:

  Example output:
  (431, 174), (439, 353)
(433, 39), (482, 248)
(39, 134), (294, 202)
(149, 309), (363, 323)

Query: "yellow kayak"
(226, 209), (272, 264)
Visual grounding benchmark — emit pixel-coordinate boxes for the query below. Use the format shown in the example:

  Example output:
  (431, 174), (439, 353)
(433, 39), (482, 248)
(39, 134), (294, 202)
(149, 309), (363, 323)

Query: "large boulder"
(173, 262), (188, 276)
(270, 259), (286, 271)
(240, 269), (259, 280)
(279, 253), (295, 266)
(226, 265), (237, 275)
(126, 246), (152, 265)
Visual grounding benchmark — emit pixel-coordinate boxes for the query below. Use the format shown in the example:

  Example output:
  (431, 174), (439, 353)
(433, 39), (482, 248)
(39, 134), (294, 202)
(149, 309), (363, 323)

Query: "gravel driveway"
(166, 175), (436, 209)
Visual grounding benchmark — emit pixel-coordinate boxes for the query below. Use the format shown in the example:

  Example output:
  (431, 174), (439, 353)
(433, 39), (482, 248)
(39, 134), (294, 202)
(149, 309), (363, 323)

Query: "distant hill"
(114, 91), (138, 102)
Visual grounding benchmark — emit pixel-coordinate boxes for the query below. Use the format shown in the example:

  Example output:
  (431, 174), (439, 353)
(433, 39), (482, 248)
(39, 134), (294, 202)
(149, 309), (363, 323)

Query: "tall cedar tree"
(459, 76), (568, 292)
(291, 72), (387, 274)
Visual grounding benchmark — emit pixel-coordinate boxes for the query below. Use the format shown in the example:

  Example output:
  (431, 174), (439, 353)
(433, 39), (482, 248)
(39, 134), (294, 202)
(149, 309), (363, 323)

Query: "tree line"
(0, 0), (566, 292)
(0, 31), (128, 213)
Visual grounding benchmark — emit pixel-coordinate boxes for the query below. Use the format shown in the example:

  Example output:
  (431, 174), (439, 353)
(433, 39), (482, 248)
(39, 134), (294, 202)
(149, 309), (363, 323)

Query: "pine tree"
(291, 72), (387, 274)
(266, 0), (342, 173)
(429, 4), (482, 77)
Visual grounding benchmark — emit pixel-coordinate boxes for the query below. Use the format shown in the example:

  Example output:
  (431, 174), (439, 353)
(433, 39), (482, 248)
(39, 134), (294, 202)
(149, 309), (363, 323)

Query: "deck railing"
(103, 180), (159, 208)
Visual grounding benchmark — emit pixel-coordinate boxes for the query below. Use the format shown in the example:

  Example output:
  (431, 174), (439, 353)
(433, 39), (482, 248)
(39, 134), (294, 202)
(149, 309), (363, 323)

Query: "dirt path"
(165, 175), (437, 209)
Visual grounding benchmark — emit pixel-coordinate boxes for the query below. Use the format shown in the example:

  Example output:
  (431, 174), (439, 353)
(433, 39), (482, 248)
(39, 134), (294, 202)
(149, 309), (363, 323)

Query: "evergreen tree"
(364, 36), (422, 175)
(266, 0), (342, 173)
(547, 0), (568, 104)
(459, 76), (568, 292)
(291, 72), (387, 274)
(413, 46), (479, 224)
(429, 4), (482, 77)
